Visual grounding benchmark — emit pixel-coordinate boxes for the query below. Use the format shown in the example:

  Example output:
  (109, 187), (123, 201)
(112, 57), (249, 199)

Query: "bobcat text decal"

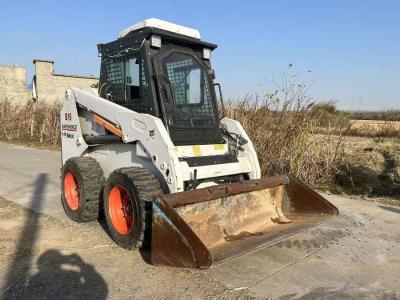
(62, 113), (77, 139)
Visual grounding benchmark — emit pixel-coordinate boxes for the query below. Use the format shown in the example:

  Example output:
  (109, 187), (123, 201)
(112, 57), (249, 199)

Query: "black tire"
(61, 157), (104, 222)
(103, 167), (160, 249)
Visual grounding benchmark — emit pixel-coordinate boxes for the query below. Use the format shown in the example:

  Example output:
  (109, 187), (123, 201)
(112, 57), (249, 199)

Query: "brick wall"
(0, 60), (99, 104)
(33, 60), (99, 103)
(0, 65), (29, 103)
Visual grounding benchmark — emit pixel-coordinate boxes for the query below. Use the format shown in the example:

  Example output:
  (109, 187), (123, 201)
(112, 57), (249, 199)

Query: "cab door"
(152, 47), (223, 145)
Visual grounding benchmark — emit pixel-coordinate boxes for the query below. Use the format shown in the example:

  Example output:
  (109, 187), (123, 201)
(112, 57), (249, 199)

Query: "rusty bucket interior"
(151, 174), (339, 269)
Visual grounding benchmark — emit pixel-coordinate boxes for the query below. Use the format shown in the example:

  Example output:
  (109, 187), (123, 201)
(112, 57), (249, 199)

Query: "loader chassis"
(60, 19), (338, 268)
(61, 87), (260, 193)
(62, 22), (262, 193)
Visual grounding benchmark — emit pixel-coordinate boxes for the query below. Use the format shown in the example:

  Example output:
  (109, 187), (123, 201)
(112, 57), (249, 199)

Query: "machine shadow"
(15, 250), (108, 299)
(379, 205), (400, 215)
(138, 248), (152, 265)
(1, 173), (48, 298)
(1, 174), (108, 299)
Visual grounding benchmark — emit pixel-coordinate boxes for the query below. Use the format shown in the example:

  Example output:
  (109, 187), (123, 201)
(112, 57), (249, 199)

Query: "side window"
(104, 59), (125, 102)
(187, 68), (201, 104)
(103, 55), (153, 115)
(125, 58), (140, 99)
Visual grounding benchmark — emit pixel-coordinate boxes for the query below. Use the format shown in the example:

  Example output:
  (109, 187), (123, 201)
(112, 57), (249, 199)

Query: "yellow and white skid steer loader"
(60, 18), (338, 268)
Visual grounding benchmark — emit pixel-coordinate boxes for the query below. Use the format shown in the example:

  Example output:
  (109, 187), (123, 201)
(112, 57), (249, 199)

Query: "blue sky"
(1, 0), (399, 110)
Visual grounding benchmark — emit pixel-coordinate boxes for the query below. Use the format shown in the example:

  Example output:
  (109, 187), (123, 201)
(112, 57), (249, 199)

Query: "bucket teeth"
(271, 205), (292, 224)
(271, 215), (292, 224)
(269, 184), (292, 224)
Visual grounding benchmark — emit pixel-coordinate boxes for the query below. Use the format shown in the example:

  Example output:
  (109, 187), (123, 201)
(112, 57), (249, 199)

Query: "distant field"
(349, 110), (400, 122)
(335, 135), (400, 201)
(349, 119), (400, 136)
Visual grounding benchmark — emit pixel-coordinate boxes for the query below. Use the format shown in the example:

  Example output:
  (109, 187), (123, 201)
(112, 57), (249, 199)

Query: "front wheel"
(103, 168), (160, 249)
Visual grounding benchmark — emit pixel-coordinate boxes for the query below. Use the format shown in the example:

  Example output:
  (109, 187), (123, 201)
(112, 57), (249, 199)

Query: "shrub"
(225, 75), (346, 187)
(0, 99), (61, 146)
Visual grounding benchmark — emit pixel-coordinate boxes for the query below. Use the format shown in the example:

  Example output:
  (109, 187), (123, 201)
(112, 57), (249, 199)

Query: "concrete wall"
(0, 60), (99, 104)
(0, 65), (29, 103)
(33, 60), (99, 103)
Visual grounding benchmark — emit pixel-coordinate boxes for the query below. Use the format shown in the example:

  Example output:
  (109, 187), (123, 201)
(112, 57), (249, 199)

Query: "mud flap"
(151, 175), (339, 268)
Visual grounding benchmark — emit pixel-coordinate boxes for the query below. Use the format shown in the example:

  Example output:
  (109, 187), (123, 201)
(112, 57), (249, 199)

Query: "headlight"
(150, 35), (162, 48)
(202, 48), (211, 60)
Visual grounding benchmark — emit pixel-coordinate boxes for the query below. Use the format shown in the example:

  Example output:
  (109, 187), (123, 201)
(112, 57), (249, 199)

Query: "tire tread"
(107, 167), (160, 249)
(61, 157), (104, 222)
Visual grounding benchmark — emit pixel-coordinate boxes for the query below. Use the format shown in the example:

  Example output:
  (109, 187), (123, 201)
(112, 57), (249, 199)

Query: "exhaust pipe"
(151, 175), (338, 268)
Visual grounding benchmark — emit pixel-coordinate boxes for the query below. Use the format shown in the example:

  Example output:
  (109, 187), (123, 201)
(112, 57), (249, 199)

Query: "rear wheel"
(61, 157), (104, 222)
(103, 168), (160, 249)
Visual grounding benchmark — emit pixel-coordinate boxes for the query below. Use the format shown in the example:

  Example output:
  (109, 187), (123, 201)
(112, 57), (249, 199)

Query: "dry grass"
(225, 96), (345, 187)
(224, 74), (347, 187)
(0, 99), (61, 146)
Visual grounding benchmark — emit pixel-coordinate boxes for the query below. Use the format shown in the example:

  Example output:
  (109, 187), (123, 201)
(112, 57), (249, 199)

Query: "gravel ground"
(0, 198), (254, 299)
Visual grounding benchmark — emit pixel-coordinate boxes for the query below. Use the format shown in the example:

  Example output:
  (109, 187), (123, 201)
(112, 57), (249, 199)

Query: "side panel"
(85, 143), (168, 191)
(178, 157), (253, 181)
(220, 118), (261, 179)
(60, 90), (88, 165)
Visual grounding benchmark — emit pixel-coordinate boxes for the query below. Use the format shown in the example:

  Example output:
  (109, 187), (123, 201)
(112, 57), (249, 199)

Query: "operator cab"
(97, 18), (223, 145)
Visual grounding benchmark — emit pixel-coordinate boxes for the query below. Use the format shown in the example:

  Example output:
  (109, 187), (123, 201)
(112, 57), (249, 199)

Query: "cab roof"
(119, 18), (201, 40)
(98, 19), (217, 56)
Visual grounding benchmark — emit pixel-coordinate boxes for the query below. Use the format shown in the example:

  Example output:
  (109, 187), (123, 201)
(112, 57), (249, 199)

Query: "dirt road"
(0, 142), (399, 299)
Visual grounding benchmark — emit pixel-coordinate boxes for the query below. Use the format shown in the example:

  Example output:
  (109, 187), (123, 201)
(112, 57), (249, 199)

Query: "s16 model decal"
(65, 112), (72, 121)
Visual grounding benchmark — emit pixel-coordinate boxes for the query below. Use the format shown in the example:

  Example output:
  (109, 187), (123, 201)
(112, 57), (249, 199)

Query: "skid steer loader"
(60, 18), (338, 268)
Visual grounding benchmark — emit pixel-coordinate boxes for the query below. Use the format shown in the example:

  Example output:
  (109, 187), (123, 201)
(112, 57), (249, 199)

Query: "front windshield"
(162, 52), (217, 128)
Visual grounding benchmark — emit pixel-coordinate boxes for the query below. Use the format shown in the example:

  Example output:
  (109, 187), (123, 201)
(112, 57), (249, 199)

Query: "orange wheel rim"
(64, 171), (79, 210)
(108, 185), (134, 235)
